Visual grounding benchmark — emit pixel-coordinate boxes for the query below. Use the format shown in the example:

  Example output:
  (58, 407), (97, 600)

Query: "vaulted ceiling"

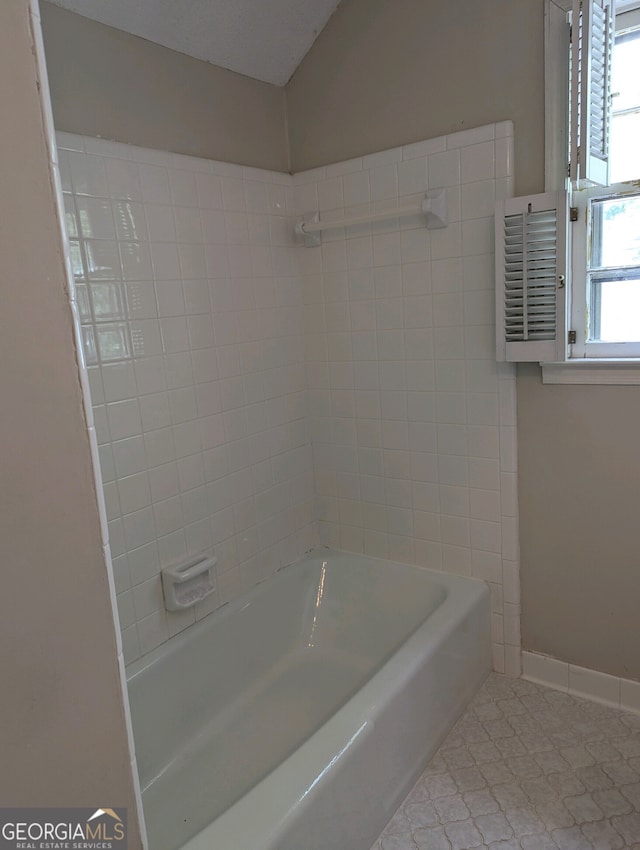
(46, 0), (342, 86)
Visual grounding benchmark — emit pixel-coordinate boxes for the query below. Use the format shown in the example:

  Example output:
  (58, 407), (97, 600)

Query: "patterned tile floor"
(371, 673), (640, 850)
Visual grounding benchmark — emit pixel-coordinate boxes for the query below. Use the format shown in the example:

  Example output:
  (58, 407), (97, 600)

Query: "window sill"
(541, 360), (640, 385)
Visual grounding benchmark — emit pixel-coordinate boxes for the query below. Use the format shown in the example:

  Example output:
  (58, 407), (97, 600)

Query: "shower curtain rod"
(294, 189), (447, 247)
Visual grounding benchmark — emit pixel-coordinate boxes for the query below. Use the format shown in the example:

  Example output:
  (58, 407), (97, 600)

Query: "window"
(495, 0), (640, 379)
(610, 11), (640, 182)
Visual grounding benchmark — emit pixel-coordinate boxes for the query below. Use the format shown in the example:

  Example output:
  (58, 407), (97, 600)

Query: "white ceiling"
(47, 0), (342, 86)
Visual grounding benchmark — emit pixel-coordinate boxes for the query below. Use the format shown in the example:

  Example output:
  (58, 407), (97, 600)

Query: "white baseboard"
(522, 650), (640, 715)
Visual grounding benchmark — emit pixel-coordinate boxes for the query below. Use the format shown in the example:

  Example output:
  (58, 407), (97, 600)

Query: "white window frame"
(541, 0), (640, 383)
(570, 181), (640, 358)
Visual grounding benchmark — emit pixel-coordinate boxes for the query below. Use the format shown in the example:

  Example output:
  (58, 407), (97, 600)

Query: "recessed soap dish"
(161, 555), (216, 611)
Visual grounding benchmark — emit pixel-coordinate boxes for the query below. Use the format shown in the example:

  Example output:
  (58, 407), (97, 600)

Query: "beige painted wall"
(0, 1), (143, 831)
(286, 0), (544, 196)
(287, 0), (640, 681)
(517, 366), (640, 681)
(40, 2), (289, 172)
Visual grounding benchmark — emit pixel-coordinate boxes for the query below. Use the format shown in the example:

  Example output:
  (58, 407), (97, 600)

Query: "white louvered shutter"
(570, 0), (615, 187)
(495, 193), (568, 363)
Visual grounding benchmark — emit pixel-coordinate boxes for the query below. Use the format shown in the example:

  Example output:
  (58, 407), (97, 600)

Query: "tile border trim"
(522, 650), (640, 715)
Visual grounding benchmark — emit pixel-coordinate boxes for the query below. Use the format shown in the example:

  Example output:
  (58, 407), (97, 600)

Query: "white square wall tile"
(122, 506), (157, 551)
(317, 177), (344, 212)
(106, 158), (143, 202)
(145, 204), (176, 242)
(292, 182), (318, 216)
(470, 519), (501, 553)
(468, 457), (500, 491)
(461, 142), (495, 183)
(373, 232), (402, 267)
(430, 221), (462, 262)
(343, 171), (370, 207)
(107, 399), (142, 441)
(118, 472), (152, 515)
(141, 392), (172, 431)
(151, 243), (181, 280)
(68, 151), (109, 196)
(433, 293), (463, 327)
(139, 163), (171, 204)
(169, 169), (198, 207)
(462, 217), (493, 256)
(461, 179), (496, 219)
(178, 244), (207, 279)
(125, 282), (157, 320)
(397, 157), (428, 197)
(467, 392), (499, 425)
(431, 258), (463, 294)
(101, 362), (137, 402)
(472, 549), (502, 584)
(469, 489), (500, 522)
(428, 149), (461, 189)
(369, 164), (398, 202)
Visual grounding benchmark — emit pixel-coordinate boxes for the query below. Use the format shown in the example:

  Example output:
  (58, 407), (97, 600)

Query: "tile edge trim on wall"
(522, 650), (640, 715)
(29, 3), (148, 846)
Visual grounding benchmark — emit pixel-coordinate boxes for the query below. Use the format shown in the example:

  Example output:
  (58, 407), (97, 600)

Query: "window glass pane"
(591, 195), (640, 268)
(612, 29), (640, 113)
(590, 276), (640, 341)
(610, 28), (640, 182)
(610, 112), (640, 183)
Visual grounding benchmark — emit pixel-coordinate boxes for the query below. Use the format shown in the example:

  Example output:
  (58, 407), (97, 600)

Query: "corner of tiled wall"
(293, 121), (521, 676)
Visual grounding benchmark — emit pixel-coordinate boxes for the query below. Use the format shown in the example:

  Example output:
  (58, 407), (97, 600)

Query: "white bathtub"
(126, 550), (491, 850)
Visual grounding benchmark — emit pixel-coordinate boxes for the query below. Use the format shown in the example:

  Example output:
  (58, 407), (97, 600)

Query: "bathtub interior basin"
(126, 549), (491, 850)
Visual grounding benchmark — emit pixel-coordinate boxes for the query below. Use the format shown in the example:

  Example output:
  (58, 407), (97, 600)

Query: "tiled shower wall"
(294, 122), (521, 675)
(56, 133), (316, 664)
(58, 122), (521, 675)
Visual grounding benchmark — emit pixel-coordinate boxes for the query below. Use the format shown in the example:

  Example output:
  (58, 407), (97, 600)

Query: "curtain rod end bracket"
(295, 212), (322, 247)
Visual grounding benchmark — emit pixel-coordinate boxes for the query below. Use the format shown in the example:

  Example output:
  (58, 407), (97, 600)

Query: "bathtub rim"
(125, 547), (482, 683)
